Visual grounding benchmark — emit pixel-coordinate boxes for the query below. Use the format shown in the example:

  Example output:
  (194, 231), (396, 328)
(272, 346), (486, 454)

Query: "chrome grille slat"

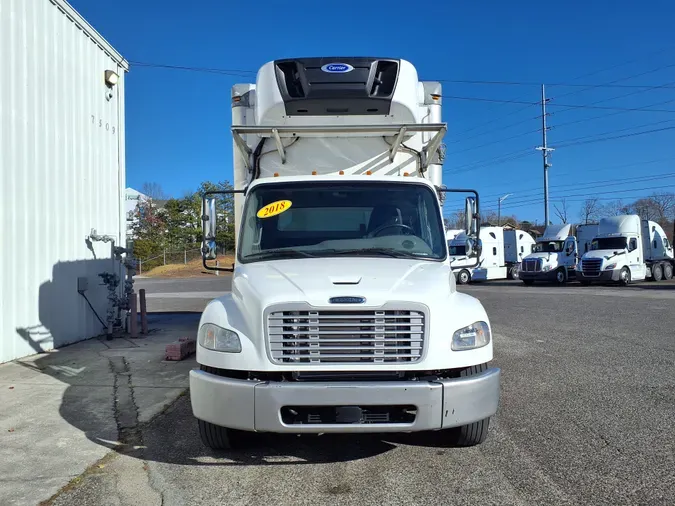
(267, 308), (426, 365)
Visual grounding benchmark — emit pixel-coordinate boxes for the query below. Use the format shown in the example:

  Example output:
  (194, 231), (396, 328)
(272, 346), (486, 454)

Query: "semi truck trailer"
(190, 57), (500, 449)
(577, 215), (674, 285)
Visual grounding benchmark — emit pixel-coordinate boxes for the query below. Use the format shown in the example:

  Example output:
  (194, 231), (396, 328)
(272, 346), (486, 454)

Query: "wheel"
(507, 265), (519, 280)
(446, 364), (491, 447)
(198, 419), (250, 450)
(522, 279), (534, 286)
(618, 267), (631, 286)
(554, 268), (566, 285)
(664, 263), (673, 280)
(652, 263), (663, 282)
(457, 269), (471, 285)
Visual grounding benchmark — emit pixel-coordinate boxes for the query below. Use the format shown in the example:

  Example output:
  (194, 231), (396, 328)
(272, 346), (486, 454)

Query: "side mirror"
(203, 197), (217, 241)
(464, 196), (478, 236)
(465, 238), (482, 258)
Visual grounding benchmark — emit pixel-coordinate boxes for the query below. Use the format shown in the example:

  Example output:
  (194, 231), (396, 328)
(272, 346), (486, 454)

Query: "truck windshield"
(238, 181), (447, 262)
(449, 244), (466, 256)
(532, 241), (564, 253)
(591, 237), (627, 250)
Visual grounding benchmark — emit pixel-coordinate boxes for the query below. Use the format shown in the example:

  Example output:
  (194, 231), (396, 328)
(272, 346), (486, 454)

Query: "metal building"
(0, 0), (128, 362)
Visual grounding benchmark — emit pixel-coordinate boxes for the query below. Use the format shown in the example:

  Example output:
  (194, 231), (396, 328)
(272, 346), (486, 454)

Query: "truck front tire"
(619, 267), (631, 286)
(555, 268), (566, 285)
(445, 363), (492, 447)
(457, 269), (471, 285)
(199, 419), (233, 450)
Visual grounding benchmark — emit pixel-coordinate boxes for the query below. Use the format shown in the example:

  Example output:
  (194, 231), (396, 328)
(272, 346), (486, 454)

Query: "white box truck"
(519, 223), (599, 285)
(190, 57), (500, 449)
(577, 215), (674, 285)
(449, 226), (534, 284)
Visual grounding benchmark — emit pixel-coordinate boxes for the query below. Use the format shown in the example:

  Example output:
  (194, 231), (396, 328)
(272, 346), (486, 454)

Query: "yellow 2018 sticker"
(257, 200), (292, 218)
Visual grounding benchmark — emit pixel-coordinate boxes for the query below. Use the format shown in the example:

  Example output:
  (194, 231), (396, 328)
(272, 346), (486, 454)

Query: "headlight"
(198, 323), (242, 353)
(605, 263), (616, 270)
(541, 264), (552, 272)
(452, 321), (491, 351)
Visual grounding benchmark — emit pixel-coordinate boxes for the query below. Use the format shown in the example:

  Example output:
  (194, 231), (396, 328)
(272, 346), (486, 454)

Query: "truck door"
(628, 237), (647, 280)
(563, 237), (577, 268)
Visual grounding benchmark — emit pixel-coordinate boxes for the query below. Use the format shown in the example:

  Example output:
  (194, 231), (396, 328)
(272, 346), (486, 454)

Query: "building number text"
(91, 115), (116, 134)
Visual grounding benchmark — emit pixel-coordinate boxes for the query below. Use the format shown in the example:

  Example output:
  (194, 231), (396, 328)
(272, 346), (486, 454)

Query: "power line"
(486, 184), (675, 211)
(470, 156), (675, 194)
(439, 78), (675, 90)
(445, 44), (675, 140)
(480, 171), (675, 200)
(129, 61), (255, 77)
(442, 95), (675, 113)
(555, 125), (675, 149)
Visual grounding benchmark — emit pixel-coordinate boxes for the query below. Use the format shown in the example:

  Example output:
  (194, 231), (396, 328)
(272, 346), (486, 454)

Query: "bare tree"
(141, 182), (168, 201)
(649, 192), (675, 220)
(580, 198), (600, 224)
(553, 198), (569, 224)
(601, 200), (626, 217)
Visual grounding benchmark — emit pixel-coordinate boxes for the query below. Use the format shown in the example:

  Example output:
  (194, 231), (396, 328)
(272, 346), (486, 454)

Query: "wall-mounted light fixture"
(104, 70), (119, 87)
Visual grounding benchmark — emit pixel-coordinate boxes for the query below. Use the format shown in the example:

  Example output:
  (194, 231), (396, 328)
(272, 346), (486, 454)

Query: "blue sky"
(71, 0), (675, 224)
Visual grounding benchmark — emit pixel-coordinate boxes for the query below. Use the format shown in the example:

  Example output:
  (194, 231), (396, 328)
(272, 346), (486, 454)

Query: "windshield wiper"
(245, 249), (318, 261)
(315, 247), (428, 259)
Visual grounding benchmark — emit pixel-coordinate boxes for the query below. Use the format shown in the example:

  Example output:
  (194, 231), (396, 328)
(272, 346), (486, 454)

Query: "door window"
(629, 238), (638, 252)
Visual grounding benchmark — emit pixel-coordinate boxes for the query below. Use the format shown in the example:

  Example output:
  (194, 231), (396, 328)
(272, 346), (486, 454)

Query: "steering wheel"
(368, 223), (415, 238)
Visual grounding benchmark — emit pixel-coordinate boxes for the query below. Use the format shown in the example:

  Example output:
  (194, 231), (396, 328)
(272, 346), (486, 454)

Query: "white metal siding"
(0, 0), (128, 362)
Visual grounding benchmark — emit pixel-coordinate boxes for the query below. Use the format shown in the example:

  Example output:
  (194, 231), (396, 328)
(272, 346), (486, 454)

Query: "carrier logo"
(321, 63), (354, 73)
(329, 296), (366, 304)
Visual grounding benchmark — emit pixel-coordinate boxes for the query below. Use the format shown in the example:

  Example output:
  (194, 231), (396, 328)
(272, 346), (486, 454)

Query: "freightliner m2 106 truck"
(191, 57), (500, 449)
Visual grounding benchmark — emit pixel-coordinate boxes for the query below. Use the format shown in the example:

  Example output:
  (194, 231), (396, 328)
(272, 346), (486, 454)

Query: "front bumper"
(577, 269), (620, 283)
(518, 270), (558, 281)
(189, 367), (501, 433)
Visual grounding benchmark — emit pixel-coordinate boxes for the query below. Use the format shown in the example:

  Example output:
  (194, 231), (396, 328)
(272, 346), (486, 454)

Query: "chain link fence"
(137, 246), (233, 274)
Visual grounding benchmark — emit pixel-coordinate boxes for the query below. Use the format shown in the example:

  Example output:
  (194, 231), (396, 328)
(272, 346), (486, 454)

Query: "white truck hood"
(522, 252), (560, 262)
(232, 257), (454, 309)
(581, 249), (625, 261)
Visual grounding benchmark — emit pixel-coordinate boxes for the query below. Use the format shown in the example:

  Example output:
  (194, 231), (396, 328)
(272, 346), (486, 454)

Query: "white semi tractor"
(191, 57), (500, 449)
(449, 226), (535, 284)
(577, 215), (674, 285)
(519, 223), (599, 285)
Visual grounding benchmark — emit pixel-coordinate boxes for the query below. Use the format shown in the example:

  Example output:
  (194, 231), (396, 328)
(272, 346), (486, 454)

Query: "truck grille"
(521, 258), (542, 272)
(581, 258), (602, 276)
(266, 307), (426, 364)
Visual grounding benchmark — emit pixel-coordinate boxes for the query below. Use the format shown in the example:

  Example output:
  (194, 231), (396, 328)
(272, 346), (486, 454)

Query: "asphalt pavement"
(49, 276), (675, 506)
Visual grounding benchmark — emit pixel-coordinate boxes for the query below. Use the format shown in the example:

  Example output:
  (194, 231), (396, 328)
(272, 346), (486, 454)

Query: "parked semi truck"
(191, 57), (501, 449)
(449, 226), (535, 284)
(519, 223), (599, 285)
(576, 215), (674, 285)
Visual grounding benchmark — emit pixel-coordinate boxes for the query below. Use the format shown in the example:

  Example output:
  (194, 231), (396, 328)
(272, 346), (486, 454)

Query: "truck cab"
(190, 57), (500, 449)
(577, 215), (674, 285)
(519, 224), (578, 285)
(449, 226), (534, 283)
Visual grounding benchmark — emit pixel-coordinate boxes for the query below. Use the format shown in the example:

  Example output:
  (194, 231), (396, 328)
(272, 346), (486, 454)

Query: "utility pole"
(498, 193), (512, 226)
(536, 84), (554, 226)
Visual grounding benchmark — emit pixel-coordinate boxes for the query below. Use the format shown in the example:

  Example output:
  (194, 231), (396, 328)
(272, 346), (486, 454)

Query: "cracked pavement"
(18, 279), (675, 506)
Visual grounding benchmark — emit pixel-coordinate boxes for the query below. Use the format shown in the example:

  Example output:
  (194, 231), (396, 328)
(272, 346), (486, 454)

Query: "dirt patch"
(141, 257), (234, 278)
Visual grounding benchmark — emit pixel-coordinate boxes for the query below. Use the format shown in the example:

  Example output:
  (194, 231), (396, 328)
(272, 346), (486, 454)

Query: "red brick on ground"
(165, 337), (196, 361)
